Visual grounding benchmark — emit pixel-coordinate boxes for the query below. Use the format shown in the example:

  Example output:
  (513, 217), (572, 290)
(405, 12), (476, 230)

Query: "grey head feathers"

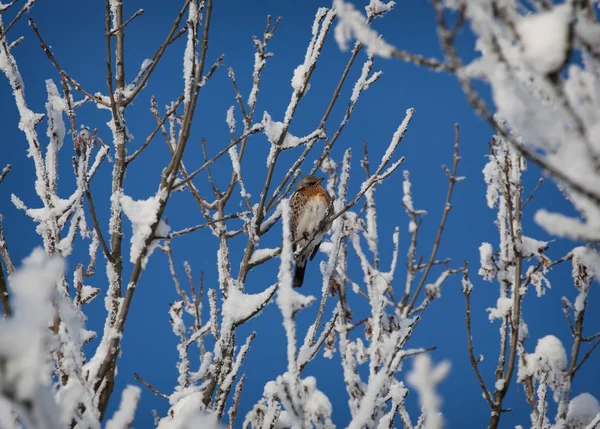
(295, 175), (323, 191)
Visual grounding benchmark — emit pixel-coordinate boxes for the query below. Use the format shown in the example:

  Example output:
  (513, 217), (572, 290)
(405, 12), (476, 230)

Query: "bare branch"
(134, 373), (169, 400)
(109, 9), (144, 36)
(0, 165), (10, 185)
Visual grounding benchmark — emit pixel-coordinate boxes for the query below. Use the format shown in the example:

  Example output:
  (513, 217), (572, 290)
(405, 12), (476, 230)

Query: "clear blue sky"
(1, 0), (598, 427)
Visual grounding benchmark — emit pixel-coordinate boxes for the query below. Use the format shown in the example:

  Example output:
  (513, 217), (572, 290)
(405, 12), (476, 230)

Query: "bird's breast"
(296, 197), (328, 237)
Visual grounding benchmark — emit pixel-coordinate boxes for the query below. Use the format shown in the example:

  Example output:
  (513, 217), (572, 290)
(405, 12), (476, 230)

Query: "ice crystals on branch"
(365, 0), (396, 19)
(350, 56), (382, 104)
(183, 0), (199, 105)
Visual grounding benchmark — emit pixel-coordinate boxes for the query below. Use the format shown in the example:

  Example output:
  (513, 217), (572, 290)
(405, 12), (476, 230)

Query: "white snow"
(365, 0), (395, 18)
(105, 386), (141, 429)
(517, 4), (571, 75)
(183, 1), (199, 104)
(532, 335), (567, 373)
(249, 247), (280, 265)
(226, 105), (236, 133)
(521, 236), (548, 257)
(157, 392), (222, 429)
(478, 242), (496, 281)
(262, 112), (301, 148)
(333, 0), (395, 57)
(0, 248), (63, 426)
(406, 355), (450, 429)
(567, 393), (600, 429)
(120, 190), (169, 267)
(350, 58), (381, 103)
(487, 296), (512, 321)
(221, 284), (277, 327)
(495, 379), (505, 391)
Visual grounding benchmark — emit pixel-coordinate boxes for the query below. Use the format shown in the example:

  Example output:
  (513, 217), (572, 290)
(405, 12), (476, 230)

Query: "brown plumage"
(289, 175), (332, 287)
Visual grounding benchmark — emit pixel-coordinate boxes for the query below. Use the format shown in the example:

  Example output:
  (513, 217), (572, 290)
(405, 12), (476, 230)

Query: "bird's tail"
(293, 261), (306, 288)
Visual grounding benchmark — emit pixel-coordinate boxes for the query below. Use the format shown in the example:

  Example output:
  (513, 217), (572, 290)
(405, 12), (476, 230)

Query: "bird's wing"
(289, 190), (305, 245)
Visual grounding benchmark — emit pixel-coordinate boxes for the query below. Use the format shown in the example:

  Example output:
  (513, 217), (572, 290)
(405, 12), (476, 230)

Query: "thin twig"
(29, 19), (109, 107)
(463, 263), (494, 408)
(574, 337), (600, 374)
(109, 9), (144, 36)
(406, 124), (461, 313)
(85, 189), (113, 263)
(126, 95), (184, 164)
(522, 178), (544, 210)
(134, 373), (169, 399)
(0, 165), (10, 185)
(168, 212), (249, 238)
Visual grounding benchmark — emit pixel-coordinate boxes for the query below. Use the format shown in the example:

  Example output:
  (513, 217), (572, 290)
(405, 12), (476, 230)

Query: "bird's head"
(296, 175), (324, 190)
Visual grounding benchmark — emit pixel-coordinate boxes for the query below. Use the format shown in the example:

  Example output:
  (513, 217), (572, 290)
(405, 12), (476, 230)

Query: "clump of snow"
(262, 112), (301, 148)
(291, 64), (307, 92)
(522, 335), (567, 401)
(532, 335), (567, 373)
(517, 4), (571, 75)
(478, 242), (496, 281)
(567, 393), (600, 429)
(157, 392), (222, 429)
(222, 284), (277, 328)
(120, 190), (170, 267)
(521, 236), (548, 257)
(487, 296), (512, 321)
(495, 379), (505, 391)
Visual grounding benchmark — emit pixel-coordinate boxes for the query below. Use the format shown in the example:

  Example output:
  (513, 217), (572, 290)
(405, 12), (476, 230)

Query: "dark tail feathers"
(293, 262), (306, 288)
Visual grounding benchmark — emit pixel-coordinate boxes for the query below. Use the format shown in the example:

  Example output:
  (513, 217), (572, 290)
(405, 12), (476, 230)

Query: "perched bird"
(290, 175), (332, 287)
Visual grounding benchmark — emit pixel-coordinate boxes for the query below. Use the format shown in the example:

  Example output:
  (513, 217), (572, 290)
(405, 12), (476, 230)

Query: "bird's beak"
(317, 178), (324, 184)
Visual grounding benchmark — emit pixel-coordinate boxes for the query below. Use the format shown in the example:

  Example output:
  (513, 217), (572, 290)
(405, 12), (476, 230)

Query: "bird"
(289, 175), (333, 287)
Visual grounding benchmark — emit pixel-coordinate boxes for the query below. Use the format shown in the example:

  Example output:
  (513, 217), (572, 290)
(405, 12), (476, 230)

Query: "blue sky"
(1, 0), (598, 427)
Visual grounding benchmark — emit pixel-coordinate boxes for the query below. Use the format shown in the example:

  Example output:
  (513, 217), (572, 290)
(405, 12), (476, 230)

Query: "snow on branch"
(120, 190), (171, 267)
